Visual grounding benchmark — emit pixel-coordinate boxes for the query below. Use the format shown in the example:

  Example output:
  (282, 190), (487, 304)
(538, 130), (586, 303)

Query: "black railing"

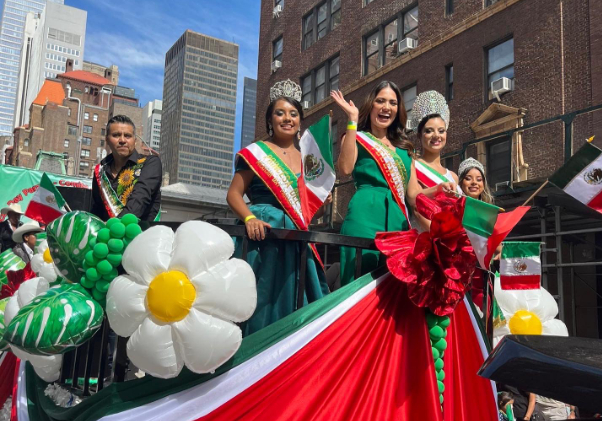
(57, 222), (377, 395)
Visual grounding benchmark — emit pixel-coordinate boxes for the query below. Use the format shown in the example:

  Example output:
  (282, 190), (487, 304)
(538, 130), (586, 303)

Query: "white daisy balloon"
(3, 277), (63, 382)
(106, 221), (257, 379)
(30, 240), (61, 285)
(493, 275), (568, 346)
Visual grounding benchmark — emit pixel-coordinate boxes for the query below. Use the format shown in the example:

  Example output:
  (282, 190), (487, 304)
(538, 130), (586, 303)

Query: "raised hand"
(330, 90), (359, 122)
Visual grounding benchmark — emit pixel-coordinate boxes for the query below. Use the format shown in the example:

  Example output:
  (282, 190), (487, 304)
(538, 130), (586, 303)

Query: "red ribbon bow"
(0, 263), (36, 300)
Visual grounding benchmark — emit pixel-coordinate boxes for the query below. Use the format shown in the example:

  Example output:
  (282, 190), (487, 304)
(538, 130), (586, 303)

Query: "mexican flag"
(500, 241), (541, 290)
(549, 141), (602, 214)
(24, 173), (66, 225)
(298, 115), (335, 225)
(462, 196), (530, 269)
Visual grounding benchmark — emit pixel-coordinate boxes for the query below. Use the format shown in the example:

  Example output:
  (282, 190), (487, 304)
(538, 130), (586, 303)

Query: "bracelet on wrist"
(244, 215), (256, 223)
(347, 121), (357, 130)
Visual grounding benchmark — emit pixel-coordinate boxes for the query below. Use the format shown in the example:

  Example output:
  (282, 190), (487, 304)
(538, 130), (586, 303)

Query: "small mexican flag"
(24, 173), (67, 224)
(500, 241), (541, 290)
(549, 141), (602, 214)
(298, 114), (335, 225)
(462, 196), (530, 269)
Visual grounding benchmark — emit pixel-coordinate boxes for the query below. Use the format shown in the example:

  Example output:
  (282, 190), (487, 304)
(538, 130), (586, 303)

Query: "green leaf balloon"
(4, 283), (104, 355)
(46, 211), (105, 284)
(0, 249), (26, 287)
(0, 297), (9, 351)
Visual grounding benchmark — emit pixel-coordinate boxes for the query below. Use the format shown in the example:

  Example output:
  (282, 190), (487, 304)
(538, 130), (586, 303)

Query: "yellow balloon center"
(147, 270), (196, 323)
(43, 248), (53, 264)
(508, 310), (543, 335)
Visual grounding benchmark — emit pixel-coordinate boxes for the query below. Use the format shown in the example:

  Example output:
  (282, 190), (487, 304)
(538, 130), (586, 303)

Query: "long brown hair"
(459, 166), (494, 204)
(357, 80), (414, 154)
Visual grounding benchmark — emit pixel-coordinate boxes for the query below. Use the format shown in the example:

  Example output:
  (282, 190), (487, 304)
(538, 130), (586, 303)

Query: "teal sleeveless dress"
(234, 160), (329, 337)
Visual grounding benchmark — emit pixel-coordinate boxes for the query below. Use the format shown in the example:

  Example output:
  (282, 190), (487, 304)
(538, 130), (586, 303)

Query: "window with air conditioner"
(300, 54), (339, 108)
(486, 37), (514, 98)
(272, 36), (283, 70)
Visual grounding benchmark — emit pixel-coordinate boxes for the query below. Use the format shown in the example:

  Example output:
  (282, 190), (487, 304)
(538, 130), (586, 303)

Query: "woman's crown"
(269, 79), (302, 102)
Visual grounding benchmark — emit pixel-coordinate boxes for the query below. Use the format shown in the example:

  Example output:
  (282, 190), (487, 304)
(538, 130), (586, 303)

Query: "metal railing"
(57, 222), (377, 395)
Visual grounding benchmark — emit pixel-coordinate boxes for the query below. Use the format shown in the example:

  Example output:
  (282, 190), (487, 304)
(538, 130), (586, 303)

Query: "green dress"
(234, 160), (329, 337)
(340, 135), (412, 285)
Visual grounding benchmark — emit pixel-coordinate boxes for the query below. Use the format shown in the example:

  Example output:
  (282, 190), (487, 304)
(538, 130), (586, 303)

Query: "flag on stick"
(24, 173), (67, 224)
(500, 241), (542, 290)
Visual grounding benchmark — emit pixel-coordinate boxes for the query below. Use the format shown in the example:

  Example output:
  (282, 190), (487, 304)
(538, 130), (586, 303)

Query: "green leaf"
(4, 283), (104, 355)
(47, 211), (105, 284)
(0, 297), (9, 351)
(0, 250), (26, 286)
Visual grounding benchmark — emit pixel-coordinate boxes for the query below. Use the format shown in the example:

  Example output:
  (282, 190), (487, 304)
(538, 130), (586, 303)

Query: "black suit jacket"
(0, 219), (22, 253)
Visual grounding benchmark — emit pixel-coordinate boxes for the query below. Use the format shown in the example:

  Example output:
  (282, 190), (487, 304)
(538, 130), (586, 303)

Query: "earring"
(297, 129), (301, 141)
(268, 124), (273, 137)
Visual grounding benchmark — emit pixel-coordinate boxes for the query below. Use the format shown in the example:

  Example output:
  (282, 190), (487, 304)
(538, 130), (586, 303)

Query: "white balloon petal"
(106, 276), (149, 337)
(39, 264), (58, 285)
(30, 254), (44, 274)
(127, 317), (183, 379)
(16, 277), (49, 308)
(36, 239), (48, 255)
(11, 346), (62, 382)
(192, 259), (256, 322)
(542, 319), (569, 337)
(122, 226), (174, 285)
(4, 295), (20, 326)
(172, 308), (242, 374)
(169, 221), (234, 279)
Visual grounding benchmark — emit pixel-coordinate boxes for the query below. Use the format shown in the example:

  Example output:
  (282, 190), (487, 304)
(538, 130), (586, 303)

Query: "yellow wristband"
(244, 215), (256, 223)
(347, 121), (357, 131)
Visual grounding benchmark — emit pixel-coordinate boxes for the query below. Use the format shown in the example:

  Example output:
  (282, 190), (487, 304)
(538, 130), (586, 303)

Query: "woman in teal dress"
(331, 81), (454, 285)
(227, 80), (330, 336)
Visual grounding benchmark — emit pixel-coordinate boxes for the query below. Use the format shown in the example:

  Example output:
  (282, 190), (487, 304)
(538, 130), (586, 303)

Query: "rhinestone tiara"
(270, 79), (302, 102)
(458, 157), (485, 178)
(409, 90), (450, 133)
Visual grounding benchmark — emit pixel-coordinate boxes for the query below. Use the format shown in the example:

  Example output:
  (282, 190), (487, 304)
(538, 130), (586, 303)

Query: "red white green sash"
(237, 142), (323, 267)
(355, 132), (412, 227)
(415, 160), (464, 194)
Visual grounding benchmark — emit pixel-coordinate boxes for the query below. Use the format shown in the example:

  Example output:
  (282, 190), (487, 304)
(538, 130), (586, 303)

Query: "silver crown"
(270, 79), (302, 102)
(409, 90), (450, 133)
(458, 157), (485, 178)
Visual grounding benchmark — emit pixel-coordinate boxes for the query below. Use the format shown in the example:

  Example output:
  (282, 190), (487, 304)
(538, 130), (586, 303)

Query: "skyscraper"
(161, 30), (238, 189)
(241, 77), (257, 149)
(0, 0), (64, 136)
(143, 99), (162, 152)
(14, 2), (86, 127)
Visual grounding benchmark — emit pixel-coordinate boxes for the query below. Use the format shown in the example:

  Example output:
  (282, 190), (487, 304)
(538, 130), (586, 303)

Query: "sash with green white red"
(415, 160), (448, 188)
(355, 132), (412, 227)
(237, 142), (324, 267)
(94, 163), (123, 218)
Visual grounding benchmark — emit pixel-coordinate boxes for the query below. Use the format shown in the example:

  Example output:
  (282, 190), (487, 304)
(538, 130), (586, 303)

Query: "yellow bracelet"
(347, 121), (357, 131)
(244, 215), (256, 223)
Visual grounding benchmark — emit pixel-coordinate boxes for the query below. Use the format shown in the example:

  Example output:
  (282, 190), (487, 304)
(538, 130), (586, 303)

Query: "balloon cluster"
(80, 214), (142, 306)
(426, 311), (449, 406)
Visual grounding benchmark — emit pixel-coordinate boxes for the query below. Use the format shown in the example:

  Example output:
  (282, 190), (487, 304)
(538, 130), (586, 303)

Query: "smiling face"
(419, 116), (447, 155)
(460, 168), (485, 199)
(270, 99), (300, 141)
(369, 86), (398, 132)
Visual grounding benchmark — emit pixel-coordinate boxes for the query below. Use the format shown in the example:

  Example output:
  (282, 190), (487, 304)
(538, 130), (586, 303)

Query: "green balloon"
(109, 222), (126, 239)
(102, 268), (118, 282)
(121, 213), (138, 226)
(91, 288), (105, 301)
(80, 276), (95, 289)
(93, 243), (109, 259)
(107, 238), (124, 253)
(432, 347), (440, 360)
(96, 260), (112, 275)
(425, 312), (438, 328)
(433, 338), (448, 352)
(106, 218), (120, 229)
(85, 267), (100, 282)
(436, 369), (445, 382)
(439, 394), (444, 404)
(106, 253), (122, 267)
(88, 237), (97, 248)
(429, 325), (445, 341)
(95, 280), (110, 293)
(437, 380), (445, 394)
(97, 228), (111, 244)
(438, 316), (451, 328)
(84, 250), (98, 267)
(125, 223), (142, 239)
(434, 358), (444, 371)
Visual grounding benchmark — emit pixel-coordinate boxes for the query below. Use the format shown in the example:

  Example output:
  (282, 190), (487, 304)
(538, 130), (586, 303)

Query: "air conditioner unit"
(302, 101), (311, 109)
(405, 119), (413, 131)
(273, 4), (283, 17)
(398, 37), (417, 54)
(495, 180), (510, 191)
(271, 60), (282, 73)
(491, 77), (512, 98)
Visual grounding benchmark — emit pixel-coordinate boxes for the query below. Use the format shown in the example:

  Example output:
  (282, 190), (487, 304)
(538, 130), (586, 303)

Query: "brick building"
(257, 0), (599, 222)
(12, 59), (150, 177)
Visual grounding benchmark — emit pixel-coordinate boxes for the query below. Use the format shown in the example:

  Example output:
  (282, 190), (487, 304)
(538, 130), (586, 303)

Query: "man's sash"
(237, 141), (324, 268)
(355, 132), (412, 227)
(415, 160), (463, 194)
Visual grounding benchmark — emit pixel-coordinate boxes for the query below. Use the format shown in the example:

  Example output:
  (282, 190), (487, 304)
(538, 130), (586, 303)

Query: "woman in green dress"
(227, 80), (330, 336)
(331, 81), (454, 285)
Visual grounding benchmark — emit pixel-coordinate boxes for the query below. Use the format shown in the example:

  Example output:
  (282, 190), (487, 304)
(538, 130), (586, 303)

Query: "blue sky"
(46, 0), (260, 153)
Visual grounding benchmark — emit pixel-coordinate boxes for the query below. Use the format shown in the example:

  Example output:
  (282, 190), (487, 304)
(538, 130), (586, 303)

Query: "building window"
(100, 139), (105, 147)
(445, 64), (454, 101)
(486, 138), (511, 188)
(83, 125), (92, 134)
(275, 0), (284, 6)
(84, 112), (89, 120)
(364, 0), (375, 5)
(93, 113), (98, 122)
(80, 161), (89, 168)
(486, 37), (514, 89)
(81, 149), (90, 158)
(82, 137), (91, 146)
(101, 128), (106, 136)
(23, 140), (29, 147)
(402, 84), (417, 113)
(301, 55), (340, 107)
(363, 5), (418, 75)
(272, 36), (283, 64)
(64, 139), (69, 148)
(446, 0), (453, 15)
(67, 125), (77, 135)
(302, 0), (341, 50)
(485, 0), (500, 6)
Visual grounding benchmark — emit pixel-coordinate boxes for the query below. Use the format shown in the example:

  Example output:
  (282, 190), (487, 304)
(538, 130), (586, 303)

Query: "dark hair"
(458, 165), (494, 204)
(265, 97), (304, 134)
(498, 391), (514, 411)
(106, 115), (136, 137)
(22, 232), (36, 242)
(357, 80), (413, 153)
(417, 113), (443, 134)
